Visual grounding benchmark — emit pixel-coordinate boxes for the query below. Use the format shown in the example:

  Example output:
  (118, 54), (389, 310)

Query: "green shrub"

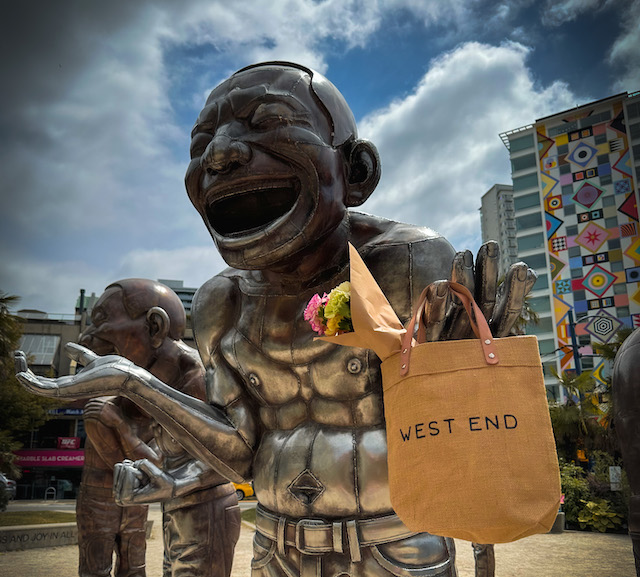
(560, 460), (590, 525)
(577, 499), (624, 532)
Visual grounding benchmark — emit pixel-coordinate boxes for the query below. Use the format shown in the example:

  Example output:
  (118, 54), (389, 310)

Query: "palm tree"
(548, 368), (604, 461)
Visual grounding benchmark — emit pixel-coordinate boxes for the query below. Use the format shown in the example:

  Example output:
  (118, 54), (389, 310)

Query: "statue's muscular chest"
(219, 289), (384, 428)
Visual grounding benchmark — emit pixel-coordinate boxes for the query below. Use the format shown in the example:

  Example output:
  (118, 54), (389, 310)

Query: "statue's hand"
(114, 459), (174, 505)
(15, 342), (140, 399)
(83, 398), (124, 428)
(422, 241), (537, 341)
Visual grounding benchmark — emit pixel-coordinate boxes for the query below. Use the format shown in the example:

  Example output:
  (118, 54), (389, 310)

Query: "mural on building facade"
(537, 100), (640, 375)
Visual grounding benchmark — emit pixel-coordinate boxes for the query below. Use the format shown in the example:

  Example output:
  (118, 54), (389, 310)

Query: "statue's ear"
(344, 139), (380, 207)
(147, 307), (170, 348)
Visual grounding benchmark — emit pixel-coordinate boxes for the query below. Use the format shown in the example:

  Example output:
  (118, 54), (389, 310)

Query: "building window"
(611, 260), (624, 272)
(523, 253), (547, 269)
(528, 296), (551, 313)
(566, 225), (578, 236)
(561, 185), (574, 196)
(557, 144), (569, 155)
(516, 212), (543, 230)
(527, 316), (554, 335)
(511, 153), (537, 172)
(513, 172), (539, 192)
(573, 290), (586, 301)
(568, 246), (581, 257)
(537, 340), (556, 356)
(605, 217), (618, 228)
(581, 356), (594, 370)
(534, 274), (549, 290)
(594, 133), (607, 145)
(614, 283), (627, 294)
(630, 122), (640, 140)
(518, 232), (545, 252)
(609, 238), (621, 249)
(603, 195), (616, 207)
(559, 163), (571, 174)
(514, 192), (540, 210)
(628, 102), (640, 119)
(509, 133), (535, 152)
(571, 268), (583, 279)
(564, 204), (576, 215)
(19, 335), (61, 365)
(600, 174), (612, 186)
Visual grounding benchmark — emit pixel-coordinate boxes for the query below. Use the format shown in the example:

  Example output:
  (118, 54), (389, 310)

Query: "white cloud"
(608, 0), (640, 91)
(358, 42), (579, 253)
(116, 246), (227, 289)
(541, 0), (604, 26)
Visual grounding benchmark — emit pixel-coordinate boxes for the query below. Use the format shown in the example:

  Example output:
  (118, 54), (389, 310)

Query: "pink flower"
(304, 293), (328, 335)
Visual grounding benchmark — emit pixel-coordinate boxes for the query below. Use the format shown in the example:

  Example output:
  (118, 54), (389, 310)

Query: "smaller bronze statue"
(34, 279), (242, 577)
(613, 328), (640, 577)
(78, 395), (154, 577)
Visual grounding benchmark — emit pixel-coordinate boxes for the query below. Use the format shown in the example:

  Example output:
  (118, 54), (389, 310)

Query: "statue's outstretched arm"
(15, 344), (254, 482)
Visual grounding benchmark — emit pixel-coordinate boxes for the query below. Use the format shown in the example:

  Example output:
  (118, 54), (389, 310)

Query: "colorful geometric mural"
(583, 310), (623, 343)
(528, 94), (640, 375)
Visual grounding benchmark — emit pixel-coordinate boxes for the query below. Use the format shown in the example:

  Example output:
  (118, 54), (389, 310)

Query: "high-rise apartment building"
(497, 91), (640, 398)
(480, 184), (518, 278)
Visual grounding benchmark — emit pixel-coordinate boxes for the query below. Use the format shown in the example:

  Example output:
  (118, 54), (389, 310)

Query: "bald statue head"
(79, 279), (186, 369)
(185, 62), (381, 271)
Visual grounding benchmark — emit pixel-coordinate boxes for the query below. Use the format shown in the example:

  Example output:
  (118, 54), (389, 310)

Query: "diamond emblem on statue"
(288, 469), (325, 505)
(579, 264), (616, 298)
(575, 222), (610, 253)
(572, 182), (604, 209)
(583, 310), (623, 344)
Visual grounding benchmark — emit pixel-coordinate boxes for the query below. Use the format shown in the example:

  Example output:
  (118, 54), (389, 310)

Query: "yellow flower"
(325, 316), (343, 336)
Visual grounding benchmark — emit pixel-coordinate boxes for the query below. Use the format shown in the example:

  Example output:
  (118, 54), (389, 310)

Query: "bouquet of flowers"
(304, 281), (353, 336)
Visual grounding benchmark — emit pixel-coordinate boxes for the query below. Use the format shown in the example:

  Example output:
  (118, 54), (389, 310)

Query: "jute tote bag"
(380, 282), (561, 544)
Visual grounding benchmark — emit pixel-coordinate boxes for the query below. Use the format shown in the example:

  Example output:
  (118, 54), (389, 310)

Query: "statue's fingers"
(65, 342), (99, 366)
(448, 250), (475, 340)
(422, 280), (451, 342)
(14, 351), (29, 373)
(474, 241), (499, 322)
(491, 263), (537, 337)
(16, 372), (59, 396)
(135, 459), (161, 479)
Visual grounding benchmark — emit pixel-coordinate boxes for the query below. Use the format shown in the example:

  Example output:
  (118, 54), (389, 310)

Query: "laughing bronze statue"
(17, 62), (534, 577)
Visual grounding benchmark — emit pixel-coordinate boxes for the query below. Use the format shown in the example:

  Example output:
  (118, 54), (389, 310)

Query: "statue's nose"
(200, 134), (252, 175)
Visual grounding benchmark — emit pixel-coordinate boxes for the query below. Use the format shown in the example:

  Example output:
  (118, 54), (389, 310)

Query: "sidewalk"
(0, 504), (636, 576)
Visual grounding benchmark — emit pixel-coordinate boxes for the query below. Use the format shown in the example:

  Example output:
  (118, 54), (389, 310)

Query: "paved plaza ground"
(0, 502), (636, 576)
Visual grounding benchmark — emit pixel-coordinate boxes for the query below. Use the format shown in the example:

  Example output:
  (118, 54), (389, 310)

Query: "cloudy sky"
(1, 0), (638, 314)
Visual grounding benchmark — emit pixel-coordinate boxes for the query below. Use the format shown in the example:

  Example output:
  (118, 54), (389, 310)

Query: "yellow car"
(233, 482), (255, 500)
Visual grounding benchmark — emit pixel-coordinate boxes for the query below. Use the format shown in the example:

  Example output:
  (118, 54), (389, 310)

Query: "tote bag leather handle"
(399, 281), (499, 376)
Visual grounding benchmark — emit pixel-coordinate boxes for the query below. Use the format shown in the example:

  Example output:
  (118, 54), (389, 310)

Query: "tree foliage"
(548, 368), (608, 462)
(0, 292), (59, 476)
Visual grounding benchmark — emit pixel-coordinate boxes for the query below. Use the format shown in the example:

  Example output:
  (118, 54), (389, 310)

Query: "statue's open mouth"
(206, 181), (299, 237)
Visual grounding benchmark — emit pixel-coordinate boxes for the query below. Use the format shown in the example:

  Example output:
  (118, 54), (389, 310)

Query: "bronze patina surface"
(17, 62), (534, 577)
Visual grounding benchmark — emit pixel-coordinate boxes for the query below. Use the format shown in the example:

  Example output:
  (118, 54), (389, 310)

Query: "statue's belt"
(255, 505), (417, 561)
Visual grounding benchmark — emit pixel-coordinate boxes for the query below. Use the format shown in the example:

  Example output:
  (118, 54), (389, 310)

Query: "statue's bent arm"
(121, 368), (254, 483)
